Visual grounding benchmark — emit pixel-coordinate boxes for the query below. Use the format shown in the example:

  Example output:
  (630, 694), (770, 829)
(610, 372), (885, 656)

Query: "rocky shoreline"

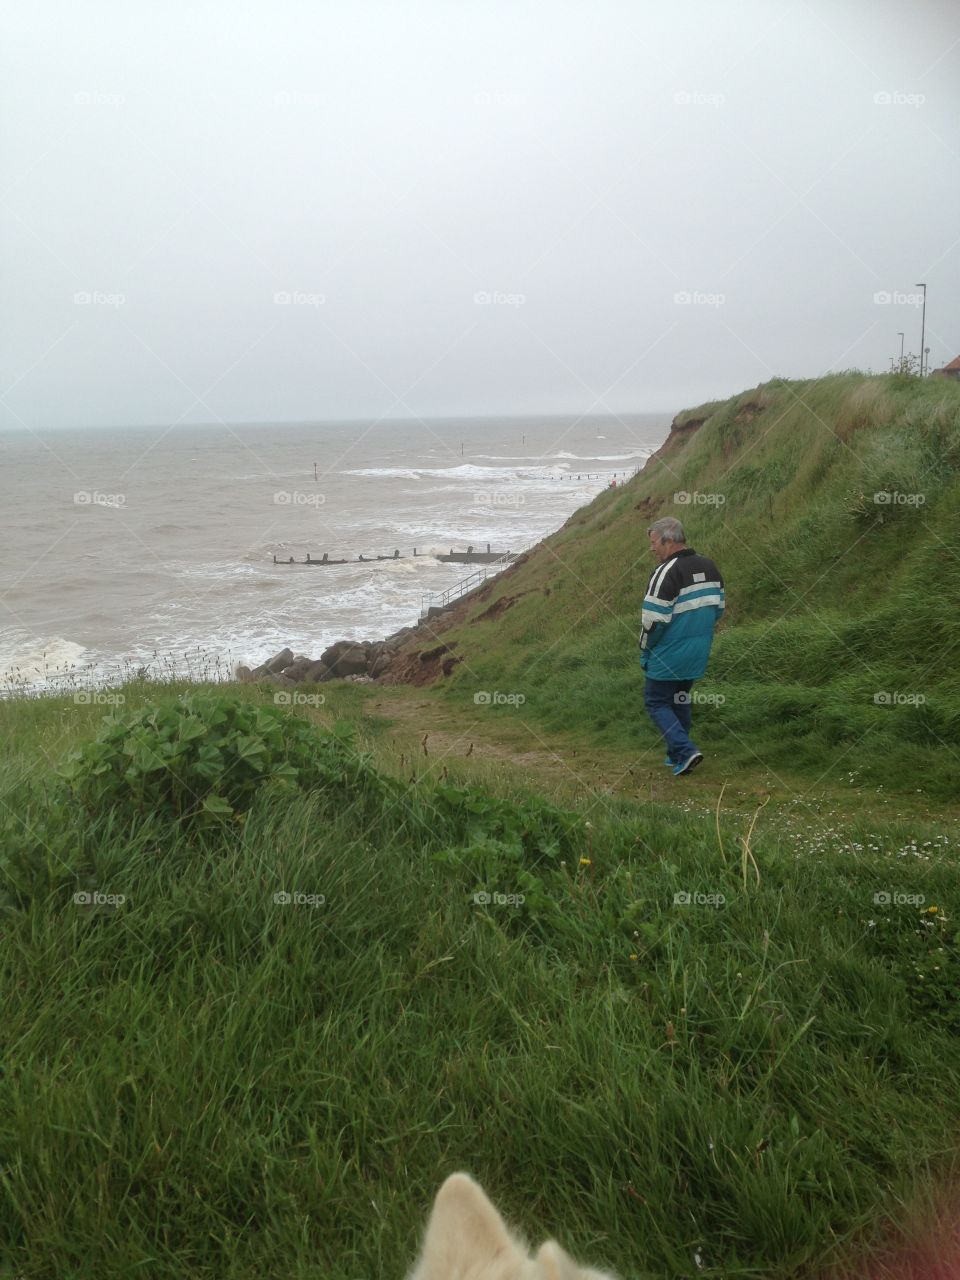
(235, 550), (534, 691)
(236, 626), (417, 688)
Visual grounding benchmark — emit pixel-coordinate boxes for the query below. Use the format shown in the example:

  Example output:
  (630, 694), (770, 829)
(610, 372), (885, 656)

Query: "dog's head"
(407, 1172), (619, 1280)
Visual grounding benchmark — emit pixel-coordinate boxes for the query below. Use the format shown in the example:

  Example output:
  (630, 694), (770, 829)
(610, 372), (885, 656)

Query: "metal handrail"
(415, 469), (645, 617)
(419, 540), (535, 617)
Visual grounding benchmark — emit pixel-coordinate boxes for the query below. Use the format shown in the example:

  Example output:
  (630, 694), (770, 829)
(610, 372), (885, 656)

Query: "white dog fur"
(406, 1172), (619, 1280)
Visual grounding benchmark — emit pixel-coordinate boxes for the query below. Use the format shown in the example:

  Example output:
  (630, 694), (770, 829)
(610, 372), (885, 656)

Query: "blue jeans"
(644, 677), (698, 764)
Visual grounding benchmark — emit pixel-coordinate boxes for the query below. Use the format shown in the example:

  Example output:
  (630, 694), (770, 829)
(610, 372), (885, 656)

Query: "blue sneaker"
(673, 751), (704, 776)
(663, 754), (674, 767)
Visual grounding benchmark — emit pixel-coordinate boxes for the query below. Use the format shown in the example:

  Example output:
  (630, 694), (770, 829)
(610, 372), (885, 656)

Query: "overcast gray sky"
(2, 0), (958, 430)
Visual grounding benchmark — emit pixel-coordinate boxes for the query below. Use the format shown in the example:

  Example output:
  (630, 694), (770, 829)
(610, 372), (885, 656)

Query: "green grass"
(4, 372), (960, 1277)
(412, 371), (960, 801)
(1, 684), (959, 1279)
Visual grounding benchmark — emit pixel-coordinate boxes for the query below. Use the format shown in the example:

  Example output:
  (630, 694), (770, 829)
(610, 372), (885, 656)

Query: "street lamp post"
(897, 331), (905, 371)
(915, 282), (927, 376)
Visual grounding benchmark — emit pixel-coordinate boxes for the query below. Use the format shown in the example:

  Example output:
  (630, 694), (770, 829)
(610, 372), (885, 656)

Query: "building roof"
(943, 354), (960, 372)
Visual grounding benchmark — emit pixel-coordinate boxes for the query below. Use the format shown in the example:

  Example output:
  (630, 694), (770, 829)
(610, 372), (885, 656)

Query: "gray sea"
(0, 412), (670, 691)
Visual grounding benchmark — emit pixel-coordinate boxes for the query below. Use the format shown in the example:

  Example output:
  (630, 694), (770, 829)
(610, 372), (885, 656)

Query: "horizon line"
(0, 408), (680, 434)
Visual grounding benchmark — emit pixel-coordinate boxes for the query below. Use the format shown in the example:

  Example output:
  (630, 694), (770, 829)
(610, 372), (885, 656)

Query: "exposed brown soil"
(473, 590), (535, 623)
(380, 637), (452, 687)
(642, 415), (706, 470)
(735, 401), (762, 424)
(633, 495), (664, 518)
(378, 554), (536, 685)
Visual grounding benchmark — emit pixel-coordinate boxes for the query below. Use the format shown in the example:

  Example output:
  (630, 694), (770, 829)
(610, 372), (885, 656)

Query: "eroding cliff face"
(641, 414), (707, 471)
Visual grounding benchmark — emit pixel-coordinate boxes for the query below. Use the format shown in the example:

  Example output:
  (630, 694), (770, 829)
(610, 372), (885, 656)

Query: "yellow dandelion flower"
(926, 905), (939, 914)
(579, 857), (592, 866)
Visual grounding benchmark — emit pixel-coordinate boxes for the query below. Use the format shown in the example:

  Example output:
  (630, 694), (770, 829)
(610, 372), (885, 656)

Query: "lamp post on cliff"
(897, 331), (905, 371)
(915, 282), (927, 376)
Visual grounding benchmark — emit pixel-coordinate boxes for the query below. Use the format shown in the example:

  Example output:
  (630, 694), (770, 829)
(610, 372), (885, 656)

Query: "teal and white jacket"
(639, 547), (725, 680)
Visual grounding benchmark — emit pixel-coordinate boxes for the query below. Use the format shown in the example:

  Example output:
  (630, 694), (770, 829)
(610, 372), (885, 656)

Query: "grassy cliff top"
(385, 371), (960, 799)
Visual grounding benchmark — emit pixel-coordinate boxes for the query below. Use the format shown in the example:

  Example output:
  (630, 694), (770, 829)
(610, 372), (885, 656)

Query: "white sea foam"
(343, 462), (577, 482)
(0, 633), (88, 683)
(342, 466), (426, 479)
(551, 449), (650, 461)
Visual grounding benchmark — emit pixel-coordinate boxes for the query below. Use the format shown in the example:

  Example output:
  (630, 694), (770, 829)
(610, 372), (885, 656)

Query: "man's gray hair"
(647, 516), (686, 544)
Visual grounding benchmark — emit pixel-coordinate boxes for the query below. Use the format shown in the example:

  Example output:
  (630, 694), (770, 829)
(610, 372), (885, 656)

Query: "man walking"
(639, 516), (725, 775)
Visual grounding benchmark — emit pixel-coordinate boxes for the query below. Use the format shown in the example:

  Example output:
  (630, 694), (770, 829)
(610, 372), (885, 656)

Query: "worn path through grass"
(343, 682), (959, 834)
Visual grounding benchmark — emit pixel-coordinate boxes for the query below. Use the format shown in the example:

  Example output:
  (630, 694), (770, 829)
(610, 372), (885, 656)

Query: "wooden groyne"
(272, 544), (518, 567)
